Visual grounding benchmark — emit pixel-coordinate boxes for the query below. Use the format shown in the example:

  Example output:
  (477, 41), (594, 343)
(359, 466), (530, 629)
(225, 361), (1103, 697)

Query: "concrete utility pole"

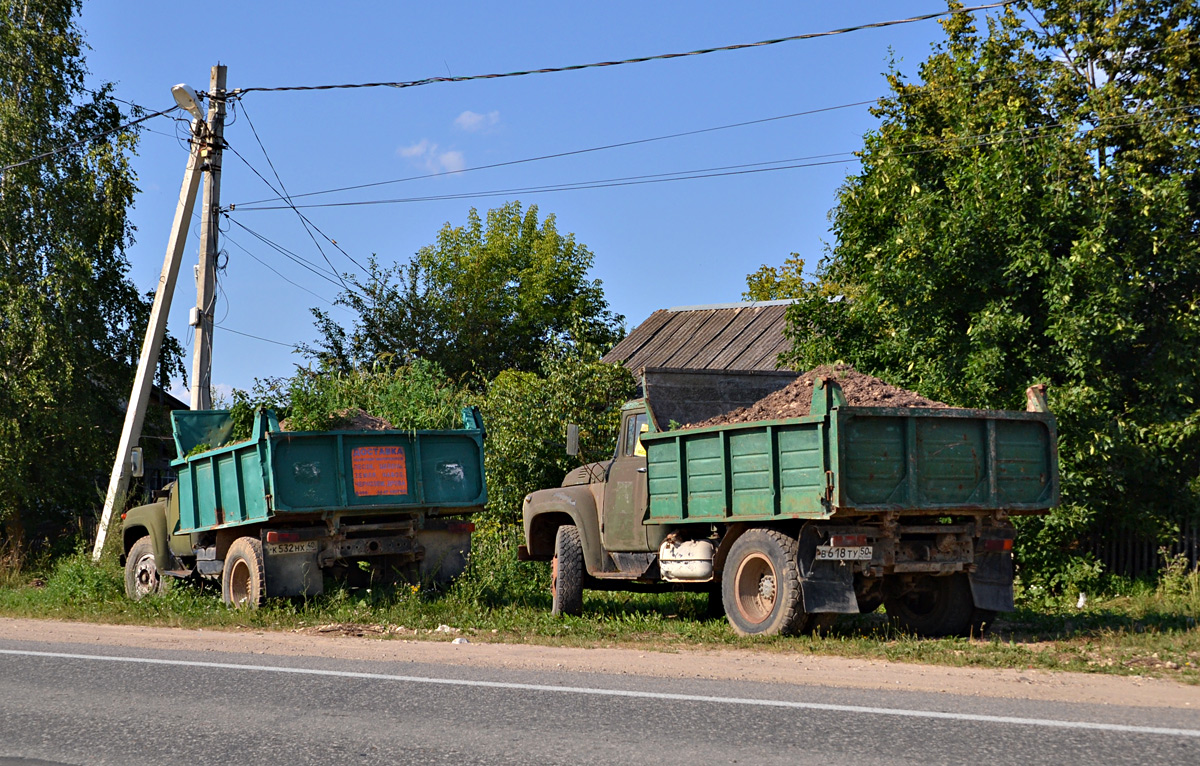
(92, 116), (207, 560)
(190, 64), (227, 410)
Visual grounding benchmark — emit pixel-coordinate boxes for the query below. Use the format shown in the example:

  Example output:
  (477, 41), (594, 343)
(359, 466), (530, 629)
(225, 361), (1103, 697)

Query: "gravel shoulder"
(3, 616), (1198, 709)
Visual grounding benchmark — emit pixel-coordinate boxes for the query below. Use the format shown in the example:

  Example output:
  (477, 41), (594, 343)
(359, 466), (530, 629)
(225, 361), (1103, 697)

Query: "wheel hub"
(734, 553), (778, 624)
(133, 554), (158, 597)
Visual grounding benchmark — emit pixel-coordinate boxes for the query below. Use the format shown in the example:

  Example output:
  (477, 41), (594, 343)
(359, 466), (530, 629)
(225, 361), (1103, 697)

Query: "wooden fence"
(1087, 516), (1200, 579)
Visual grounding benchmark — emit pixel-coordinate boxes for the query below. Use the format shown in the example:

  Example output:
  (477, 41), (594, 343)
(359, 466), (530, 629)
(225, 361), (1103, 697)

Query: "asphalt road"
(1, 636), (1198, 765)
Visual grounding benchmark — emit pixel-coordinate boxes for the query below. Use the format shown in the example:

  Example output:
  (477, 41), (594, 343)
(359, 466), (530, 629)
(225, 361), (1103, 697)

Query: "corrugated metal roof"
(603, 301), (794, 372)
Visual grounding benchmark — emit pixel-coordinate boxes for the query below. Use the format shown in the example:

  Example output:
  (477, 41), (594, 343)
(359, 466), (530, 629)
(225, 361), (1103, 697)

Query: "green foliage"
(43, 548), (123, 604)
(0, 0), (185, 548)
(284, 359), (470, 432)
(305, 202), (625, 385)
(1157, 548), (1200, 607)
(777, 1), (1200, 589)
(450, 519), (550, 607)
(224, 361), (471, 436)
(743, 253), (806, 301)
(479, 349), (636, 525)
(228, 377), (289, 441)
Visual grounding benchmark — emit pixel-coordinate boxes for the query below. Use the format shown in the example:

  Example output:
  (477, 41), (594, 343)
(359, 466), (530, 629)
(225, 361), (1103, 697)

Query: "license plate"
(265, 540), (318, 556)
(816, 545), (873, 561)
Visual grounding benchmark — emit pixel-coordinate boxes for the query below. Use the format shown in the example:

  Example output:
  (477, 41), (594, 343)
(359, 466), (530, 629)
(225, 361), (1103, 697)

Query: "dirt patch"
(688, 364), (947, 428)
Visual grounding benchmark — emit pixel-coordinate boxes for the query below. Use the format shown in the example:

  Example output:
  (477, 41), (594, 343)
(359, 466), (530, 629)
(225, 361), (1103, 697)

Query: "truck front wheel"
(124, 536), (163, 601)
(722, 529), (805, 636)
(222, 537), (266, 609)
(551, 525), (583, 617)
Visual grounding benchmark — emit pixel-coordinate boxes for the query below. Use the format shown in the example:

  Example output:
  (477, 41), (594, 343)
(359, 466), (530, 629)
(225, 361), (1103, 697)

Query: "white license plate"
(816, 545), (873, 561)
(266, 540), (318, 556)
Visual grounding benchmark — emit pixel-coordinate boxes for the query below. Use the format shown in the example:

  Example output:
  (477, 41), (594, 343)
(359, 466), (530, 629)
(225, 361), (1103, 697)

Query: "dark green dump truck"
(520, 370), (1057, 637)
(121, 407), (486, 607)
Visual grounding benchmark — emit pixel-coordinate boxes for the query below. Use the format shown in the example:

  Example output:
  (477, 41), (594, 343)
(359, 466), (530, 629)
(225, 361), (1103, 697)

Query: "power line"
(228, 104), (1199, 211)
(0, 104), (180, 174)
(234, 154), (858, 211)
(230, 99), (879, 209)
(236, 101), (368, 273)
(215, 323), (303, 349)
(224, 142), (353, 291)
(226, 218), (353, 290)
(231, 2), (1018, 96)
(221, 230), (344, 309)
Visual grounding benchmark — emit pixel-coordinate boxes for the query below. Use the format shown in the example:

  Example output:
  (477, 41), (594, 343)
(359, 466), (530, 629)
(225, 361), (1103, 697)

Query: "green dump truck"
(520, 370), (1057, 637)
(121, 407), (487, 607)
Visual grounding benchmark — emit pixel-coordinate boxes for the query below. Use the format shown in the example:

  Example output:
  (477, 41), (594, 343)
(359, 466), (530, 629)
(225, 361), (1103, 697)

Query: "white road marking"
(2, 647), (1198, 738)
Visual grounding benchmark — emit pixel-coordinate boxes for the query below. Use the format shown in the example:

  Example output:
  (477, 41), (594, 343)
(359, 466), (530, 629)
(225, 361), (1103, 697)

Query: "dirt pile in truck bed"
(686, 364), (947, 428)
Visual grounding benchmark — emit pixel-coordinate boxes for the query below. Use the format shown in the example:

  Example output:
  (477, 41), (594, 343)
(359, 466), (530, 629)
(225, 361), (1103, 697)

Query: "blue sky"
(76, 1), (1009, 399)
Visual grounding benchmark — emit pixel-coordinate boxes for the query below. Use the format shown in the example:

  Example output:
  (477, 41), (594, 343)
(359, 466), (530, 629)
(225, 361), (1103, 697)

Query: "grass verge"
(0, 545), (1198, 684)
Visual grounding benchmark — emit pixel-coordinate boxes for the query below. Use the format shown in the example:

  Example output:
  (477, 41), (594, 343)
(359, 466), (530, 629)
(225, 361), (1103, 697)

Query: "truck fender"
(523, 487), (605, 576)
(121, 501), (171, 574)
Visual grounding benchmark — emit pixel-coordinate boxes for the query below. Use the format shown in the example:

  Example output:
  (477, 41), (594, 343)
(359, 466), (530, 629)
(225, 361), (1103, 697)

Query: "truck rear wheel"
(222, 536), (266, 609)
(124, 536), (163, 601)
(551, 525), (583, 617)
(884, 573), (974, 637)
(722, 529), (805, 636)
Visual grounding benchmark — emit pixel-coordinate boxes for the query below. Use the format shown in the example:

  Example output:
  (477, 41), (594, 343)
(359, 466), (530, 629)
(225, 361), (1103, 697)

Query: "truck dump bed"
(641, 385), (1056, 523)
(170, 408), (487, 533)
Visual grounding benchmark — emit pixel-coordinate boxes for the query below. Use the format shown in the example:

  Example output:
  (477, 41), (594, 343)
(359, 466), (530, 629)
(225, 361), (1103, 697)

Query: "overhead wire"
(236, 100), (368, 273)
(228, 102), (1199, 211)
(227, 218), (357, 291)
(0, 104), (181, 173)
(223, 142), (353, 291)
(230, 2), (1018, 96)
(222, 229), (345, 309)
(214, 323), (304, 349)
(230, 100), (880, 208)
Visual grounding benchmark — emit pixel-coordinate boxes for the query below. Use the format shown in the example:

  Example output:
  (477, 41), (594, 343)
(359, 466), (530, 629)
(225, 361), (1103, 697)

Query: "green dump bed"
(641, 401), (1057, 523)
(169, 408), (487, 534)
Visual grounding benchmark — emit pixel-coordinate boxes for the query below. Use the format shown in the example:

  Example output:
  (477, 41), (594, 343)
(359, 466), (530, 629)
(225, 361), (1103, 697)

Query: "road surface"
(0, 619), (1197, 765)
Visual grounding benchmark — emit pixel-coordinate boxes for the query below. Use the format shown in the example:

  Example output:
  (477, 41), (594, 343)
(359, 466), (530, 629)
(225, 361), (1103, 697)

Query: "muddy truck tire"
(551, 526), (584, 617)
(722, 528), (808, 636)
(222, 536), (266, 609)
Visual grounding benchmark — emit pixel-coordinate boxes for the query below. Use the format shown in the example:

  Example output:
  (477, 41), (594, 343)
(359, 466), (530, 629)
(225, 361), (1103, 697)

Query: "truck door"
(601, 409), (651, 552)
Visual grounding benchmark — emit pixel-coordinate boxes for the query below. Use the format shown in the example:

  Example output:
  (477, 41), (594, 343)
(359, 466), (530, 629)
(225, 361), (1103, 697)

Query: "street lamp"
(171, 83), (205, 121)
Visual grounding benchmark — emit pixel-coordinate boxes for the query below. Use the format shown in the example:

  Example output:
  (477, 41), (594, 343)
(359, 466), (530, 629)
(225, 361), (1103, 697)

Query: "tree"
(480, 349), (636, 525)
(0, 0), (183, 550)
(778, 1), (1200, 587)
(307, 201), (625, 384)
(743, 253), (806, 301)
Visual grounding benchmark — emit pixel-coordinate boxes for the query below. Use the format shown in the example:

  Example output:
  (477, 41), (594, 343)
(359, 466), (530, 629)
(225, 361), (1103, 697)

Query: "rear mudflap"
(969, 551), (1015, 612)
(797, 525), (860, 613)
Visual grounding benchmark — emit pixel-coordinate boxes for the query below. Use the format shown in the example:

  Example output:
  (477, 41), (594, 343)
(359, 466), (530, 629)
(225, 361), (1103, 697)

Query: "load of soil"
(279, 407), (396, 432)
(329, 407), (395, 431)
(686, 364), (947, 428)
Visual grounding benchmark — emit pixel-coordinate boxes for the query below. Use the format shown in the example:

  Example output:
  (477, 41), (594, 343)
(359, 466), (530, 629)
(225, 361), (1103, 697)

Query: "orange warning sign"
(351, 445), (408, 496)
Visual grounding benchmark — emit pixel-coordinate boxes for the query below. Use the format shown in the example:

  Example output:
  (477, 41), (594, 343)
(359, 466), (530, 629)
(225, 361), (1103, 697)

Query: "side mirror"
(130, 447), (144, 478)
(566, 424), (580, 457)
